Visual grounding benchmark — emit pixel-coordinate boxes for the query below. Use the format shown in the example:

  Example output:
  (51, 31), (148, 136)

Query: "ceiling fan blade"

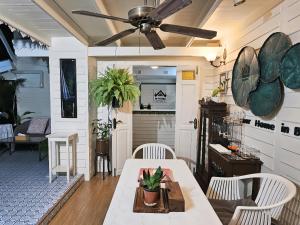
(145, 30), (165, 50)
(148, 0), (192, 21)
(95, 29), (137, 46)
(72, 10), (130, 23)
(160, 24), (217, 39)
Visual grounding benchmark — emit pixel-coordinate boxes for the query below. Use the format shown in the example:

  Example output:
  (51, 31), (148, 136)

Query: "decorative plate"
(232, 46), (260, 107)
(280, 43), (300, 89)
(249, 79), (282, 117)
(258, 32), (292, 83)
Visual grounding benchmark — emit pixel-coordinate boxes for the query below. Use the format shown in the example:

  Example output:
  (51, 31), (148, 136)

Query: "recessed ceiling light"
(151, 66), (159, 69)
(233, 0), (246, 6)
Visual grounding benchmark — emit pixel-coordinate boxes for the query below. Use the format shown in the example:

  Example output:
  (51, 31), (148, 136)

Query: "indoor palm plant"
(142, 166), (164, 206)
(89, 67), (140, 108)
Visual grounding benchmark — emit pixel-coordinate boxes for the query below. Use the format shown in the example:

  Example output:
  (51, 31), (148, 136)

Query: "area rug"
(0, 151), (82, 225)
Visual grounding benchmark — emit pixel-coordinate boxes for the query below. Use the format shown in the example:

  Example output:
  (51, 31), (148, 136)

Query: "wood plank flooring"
(49, 174), (119, 225)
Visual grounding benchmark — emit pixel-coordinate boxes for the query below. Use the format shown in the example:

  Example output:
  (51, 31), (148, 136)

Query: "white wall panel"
(211, 0), (300, 184)
(49, 37), (91, 180)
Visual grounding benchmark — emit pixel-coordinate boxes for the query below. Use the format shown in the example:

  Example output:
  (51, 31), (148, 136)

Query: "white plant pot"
(211, 97), (219, 102)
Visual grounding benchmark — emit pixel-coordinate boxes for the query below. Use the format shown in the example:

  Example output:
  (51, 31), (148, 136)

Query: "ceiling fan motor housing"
(128, 6), (161, 28)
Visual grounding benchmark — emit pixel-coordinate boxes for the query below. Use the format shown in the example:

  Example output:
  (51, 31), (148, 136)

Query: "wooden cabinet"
(208, 145), (263, 199)
(194, 101), (227, 191)
(194, 100), (263, 196)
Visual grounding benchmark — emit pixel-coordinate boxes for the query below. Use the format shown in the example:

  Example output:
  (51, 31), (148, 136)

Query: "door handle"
(113, 119), (123, 129)
(189, 118), (198, 129)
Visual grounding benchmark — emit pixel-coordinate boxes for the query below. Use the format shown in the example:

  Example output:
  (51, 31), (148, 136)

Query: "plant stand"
(95, 151), (111, 180)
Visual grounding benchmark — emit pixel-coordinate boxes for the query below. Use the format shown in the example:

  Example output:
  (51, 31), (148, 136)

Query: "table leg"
(48, 140), (52, 183)
(9, 142), (12, 155)
(72, 139), (76, 176)
(38, 143), (42, 161)
(66, 141), (70, 183)
(55, 142), (59, 171)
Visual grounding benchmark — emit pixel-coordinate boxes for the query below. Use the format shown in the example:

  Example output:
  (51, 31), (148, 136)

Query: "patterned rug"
(0, 151), (81, 225)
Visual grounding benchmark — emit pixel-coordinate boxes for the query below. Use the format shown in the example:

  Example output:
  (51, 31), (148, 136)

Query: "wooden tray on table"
(133, 182), (185, 213)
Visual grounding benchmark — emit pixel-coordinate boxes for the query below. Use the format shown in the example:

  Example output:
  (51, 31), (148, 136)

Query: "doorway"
(132, 65), (177, 153)
(96, 61), (200, 175)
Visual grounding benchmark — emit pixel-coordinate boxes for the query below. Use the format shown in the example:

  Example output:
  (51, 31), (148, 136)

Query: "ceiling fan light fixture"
(151, 66), (159, 69)
(233, 0), (246, 6)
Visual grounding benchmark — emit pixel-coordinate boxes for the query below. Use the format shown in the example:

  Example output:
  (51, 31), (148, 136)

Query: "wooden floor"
(49, 174), (119, 225)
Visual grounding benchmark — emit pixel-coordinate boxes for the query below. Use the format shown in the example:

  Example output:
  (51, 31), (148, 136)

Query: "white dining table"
(103, 159), (222, 225)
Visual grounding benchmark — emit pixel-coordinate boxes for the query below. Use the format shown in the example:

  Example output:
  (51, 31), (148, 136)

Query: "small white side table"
(46, 132), (78, 183)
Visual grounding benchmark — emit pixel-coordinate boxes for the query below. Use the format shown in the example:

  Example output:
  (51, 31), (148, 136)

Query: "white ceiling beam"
(88, 46), (224, 58)
(95, 0), (121, 46)
(33, 0), (89, 46)
(186, 0), (222, 47)
(0, 15), (51, 46)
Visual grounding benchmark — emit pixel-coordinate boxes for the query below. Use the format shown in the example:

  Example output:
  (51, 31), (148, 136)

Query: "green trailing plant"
(91, 119), (111, 140)
(16, 111), (35, 125)
(142, 166), (164, 191)
(212, 87), (222, 97)
(89, 67), (140, 107)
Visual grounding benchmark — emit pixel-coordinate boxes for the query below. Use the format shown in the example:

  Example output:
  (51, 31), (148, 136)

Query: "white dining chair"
(206, 173), (297, 225)
(132, 143), (177, 159)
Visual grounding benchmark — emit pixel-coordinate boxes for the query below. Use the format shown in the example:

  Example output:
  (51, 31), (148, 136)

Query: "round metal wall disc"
(258, 32), (292, 83)
(249, 79), (282, 117)
(280, 43), (300, 89)
(232, 46), (260, 107)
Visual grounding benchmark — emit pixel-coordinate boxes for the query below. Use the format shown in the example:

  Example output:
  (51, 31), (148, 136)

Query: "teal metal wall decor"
(280, 43), (300, 89)
(258, 32), (292, 83)
(249, 79), (282, 117)
(232, 46), (259, 107)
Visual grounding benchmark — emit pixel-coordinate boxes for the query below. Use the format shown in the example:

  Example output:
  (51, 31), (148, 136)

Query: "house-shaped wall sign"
(154, 90), (167, 102)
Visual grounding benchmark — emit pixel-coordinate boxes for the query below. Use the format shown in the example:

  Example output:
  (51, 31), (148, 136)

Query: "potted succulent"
(92, 119), (111, 154)
(142, 166), (164, 206)
(89, 67), (140, 108)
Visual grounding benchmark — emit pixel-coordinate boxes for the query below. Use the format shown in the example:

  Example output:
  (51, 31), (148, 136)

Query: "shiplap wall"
(49, 37), (91, 180)
(206, 0), (300, 185)
(133, 114), (175, 149)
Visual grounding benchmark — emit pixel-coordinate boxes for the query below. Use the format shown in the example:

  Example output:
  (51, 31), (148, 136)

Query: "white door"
(111, 102), (132, 175)
(175, 66), (199, 171)
(96, 62), (133, 176)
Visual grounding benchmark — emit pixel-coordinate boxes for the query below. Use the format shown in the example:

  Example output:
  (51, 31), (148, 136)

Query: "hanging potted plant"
(89, 67), (140, 108)
(92, 119), (111, 155)
(142, 166), (164, 206)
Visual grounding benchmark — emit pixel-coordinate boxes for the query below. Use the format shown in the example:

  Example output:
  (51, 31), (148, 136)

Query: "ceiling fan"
(72, 0), (217, 50)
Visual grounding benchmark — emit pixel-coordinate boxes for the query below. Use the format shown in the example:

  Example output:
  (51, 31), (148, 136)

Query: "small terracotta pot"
(143, 188), (160, 206)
